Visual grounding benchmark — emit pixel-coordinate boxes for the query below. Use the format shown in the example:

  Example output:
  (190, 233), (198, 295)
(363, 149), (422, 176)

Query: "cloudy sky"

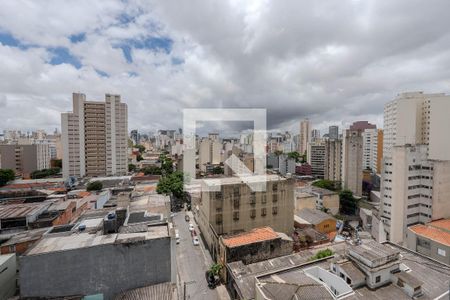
(1, 0), (450, 136)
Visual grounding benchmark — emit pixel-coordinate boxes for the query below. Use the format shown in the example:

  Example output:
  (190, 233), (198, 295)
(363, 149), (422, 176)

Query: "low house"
(406, 219), (450, 265)
(295, 186), (340, 215)
(295, 208), (337, 234)
(0, 228), (49, 255)
(218, 227), (292, 281)
(0, 203), (50, 232)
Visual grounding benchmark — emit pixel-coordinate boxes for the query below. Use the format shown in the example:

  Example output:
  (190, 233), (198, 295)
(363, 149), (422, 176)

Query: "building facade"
(342, 129), (363, 196)
(379, 92), (450, 244)
(0, 144), (51, 178)
(61, 93), (128, 178)
(197, 175), (294, 259)
(324, 138), (342, 182)
(307, 141), (325, 179)
(299, 119), (310, 155)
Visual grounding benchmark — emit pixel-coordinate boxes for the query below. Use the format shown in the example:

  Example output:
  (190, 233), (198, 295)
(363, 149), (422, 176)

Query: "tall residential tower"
(61, 93), (128, 178)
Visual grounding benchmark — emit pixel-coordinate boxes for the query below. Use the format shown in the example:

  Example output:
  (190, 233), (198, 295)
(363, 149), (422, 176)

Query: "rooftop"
(409, 218), (450, 246)
(0, 202), (50, 219)
(26, 225), (169, 255)
(349, 241), (400, 266)
(222, 227), (279, 248)
(203, 174), (287, 187)
(0, 227), (50, 247)
(115, 282), (176, 300)
(229, 242), (450, 300)
(296, 208), (335, 225)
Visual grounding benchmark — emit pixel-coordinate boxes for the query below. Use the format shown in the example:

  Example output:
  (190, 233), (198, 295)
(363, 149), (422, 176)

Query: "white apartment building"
(198, 138), (222, 171)
(362, 128), (379, 173)
(379, 91), (450, 244)
(61, 93), (128, 179)
(299, 119), (310, 154)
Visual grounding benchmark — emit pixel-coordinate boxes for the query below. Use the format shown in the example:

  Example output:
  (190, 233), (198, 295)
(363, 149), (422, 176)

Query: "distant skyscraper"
(61, 93), (128, 178)
(328, 126), (339, 140)
(324, 139), (342, 182)
(342, 121), (375, 196)
(130, 130), (139, 145)
(307, 141), (325, 179)
(311, 129), (321, 142)
(299, 119), (310, 154)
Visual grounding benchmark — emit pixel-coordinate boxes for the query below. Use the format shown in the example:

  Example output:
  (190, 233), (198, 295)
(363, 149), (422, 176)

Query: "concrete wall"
(0, 254), (16, 300)
(19, 237), (172, 299)
(406, 228), (450, 265)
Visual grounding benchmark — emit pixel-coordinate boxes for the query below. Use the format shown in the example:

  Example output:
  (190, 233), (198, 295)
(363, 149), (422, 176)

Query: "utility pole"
(183, 280), (195, 300)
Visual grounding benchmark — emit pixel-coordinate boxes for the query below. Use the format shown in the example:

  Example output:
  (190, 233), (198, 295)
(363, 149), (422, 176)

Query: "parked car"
(193, 236), (200, 246)
(175, 230), (180, 244)
(185, 215), (190, 222)
(188, 223), (194, 231)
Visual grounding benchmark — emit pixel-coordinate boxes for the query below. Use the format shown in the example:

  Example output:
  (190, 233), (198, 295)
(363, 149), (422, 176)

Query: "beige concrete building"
(197, 175), (294, 259)
(61, 93), (128, 178)
(342, 129), (363, 196)
(295, 186), (339, 215)
(324, 138), (342, 182)
(362, 128), (380, 173)
(0, 144), (51, 178)
(379, 92), (450, 244)
(299, 119), (310, 155)
(198, 138), (222, 172)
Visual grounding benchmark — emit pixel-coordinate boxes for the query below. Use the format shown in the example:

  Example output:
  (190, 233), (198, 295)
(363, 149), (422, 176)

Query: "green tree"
(212, 166), (223, 174)
(156, 171), (184, 198)
(87, 181), (103, 192)
(52, 159), (62, 168)
(312, 179), (341, 191)
(310, 249), (333, 260)
(31, 168), (60, 179)
(274, 150), (283, 156)
(209, 263), (223, 276)
(137, 154), (143, 161)
(0, 169), (15, 186)
(142, 166), (162, 175)
(159, 154), (174, 175)
(339, 189), (358, 215)
(136, 144), (146, 153)
(128, 164), (137, 172)
(287, 151), (301, 162)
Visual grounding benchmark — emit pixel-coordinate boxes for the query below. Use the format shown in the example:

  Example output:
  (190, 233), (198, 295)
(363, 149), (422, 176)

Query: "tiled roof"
(409, 220), (450, 246)
(222, 227), (279, 248)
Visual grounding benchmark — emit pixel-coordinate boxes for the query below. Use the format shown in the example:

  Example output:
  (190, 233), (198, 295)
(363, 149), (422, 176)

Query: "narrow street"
(174, 211), (229, 300)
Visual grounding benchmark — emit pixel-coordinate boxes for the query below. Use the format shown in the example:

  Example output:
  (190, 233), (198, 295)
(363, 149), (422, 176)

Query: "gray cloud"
(1, 0), (450, 135)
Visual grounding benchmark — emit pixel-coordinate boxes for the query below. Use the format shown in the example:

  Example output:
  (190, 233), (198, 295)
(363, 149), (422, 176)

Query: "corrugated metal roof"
(0, 203), (49, 219)
(115, 282), (176, 300)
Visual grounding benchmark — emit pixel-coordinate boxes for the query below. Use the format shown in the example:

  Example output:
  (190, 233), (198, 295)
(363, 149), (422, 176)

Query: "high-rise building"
(362, 128), (379, 173)
(378, 92), (450, 244)
(299, 119), (310, 154)
(0, 144), (51, 178)
(130, 130), (139, 145)
(324, 139), (342, 182)
(198, 138), (222, 172)
(311, 129), (321, 142)
(342, 128), (364, 196)
(61, 93), (128, 179)
(307, 141), (325, 179)
(328, 126), (339, 140)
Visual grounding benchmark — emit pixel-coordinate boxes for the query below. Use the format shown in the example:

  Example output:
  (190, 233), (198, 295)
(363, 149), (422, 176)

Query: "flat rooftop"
(349, 241), (400, 264)
(229, 242), (450, 300)
(26, 225), (169, 255)
(203, 174), (287, 187)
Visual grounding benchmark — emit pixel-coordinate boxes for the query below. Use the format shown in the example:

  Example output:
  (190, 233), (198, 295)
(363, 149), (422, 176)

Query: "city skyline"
(2, 1), (450, 133)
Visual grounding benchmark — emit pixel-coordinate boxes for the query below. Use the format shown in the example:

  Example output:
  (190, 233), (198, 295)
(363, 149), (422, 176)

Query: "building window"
(250, 209), (256, 219)
(215, 214), (222, 225)
(215, 192), (222, 200)
(437, 248), (446, 257)
(233, 187), (240, 198)
(261, 208), (267, 217)
(417, 238), (431, 249)
(233, 211), (239, 221)
(376, 276), (381, 283)
(233, 198), (240, 209)
(250, 192), (256, 205)
(261, 194), (267, 204)
(272, 183), (278, 192)
(272, 207), (278, 215)
(272, 194), (278, 202)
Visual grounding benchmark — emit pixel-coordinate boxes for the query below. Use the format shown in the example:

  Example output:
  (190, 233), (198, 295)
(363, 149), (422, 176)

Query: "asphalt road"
(174, 211), (219, 300)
